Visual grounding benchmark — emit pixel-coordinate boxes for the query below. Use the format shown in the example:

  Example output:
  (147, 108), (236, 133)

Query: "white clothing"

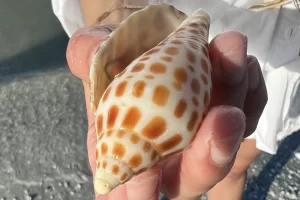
(51, 0), (300, 155)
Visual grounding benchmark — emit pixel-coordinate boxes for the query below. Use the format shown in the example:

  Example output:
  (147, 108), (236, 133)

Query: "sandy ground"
(0, 0), (299, 199)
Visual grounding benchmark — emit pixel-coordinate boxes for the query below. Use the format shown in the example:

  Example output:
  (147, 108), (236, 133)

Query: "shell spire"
(90, 4), (212, 194)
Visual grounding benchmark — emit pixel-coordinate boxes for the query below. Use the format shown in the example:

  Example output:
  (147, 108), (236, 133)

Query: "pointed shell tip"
(94, 178), (112, 195)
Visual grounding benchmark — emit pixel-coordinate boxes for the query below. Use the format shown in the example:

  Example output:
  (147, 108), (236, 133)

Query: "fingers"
(243, 56), (268, 137)
(161, 106), (245, 199)
(66, 24), (118, 82)
(208, 30), (267, 138)
(209, 31), (248, 109)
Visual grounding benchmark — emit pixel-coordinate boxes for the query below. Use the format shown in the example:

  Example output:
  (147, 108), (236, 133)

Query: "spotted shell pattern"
(90, 4), (212, 195)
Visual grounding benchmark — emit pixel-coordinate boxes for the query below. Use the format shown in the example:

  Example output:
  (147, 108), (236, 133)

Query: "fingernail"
(215, 31), (248, 84)
(209, 106), (245, 165)
(247, 56), (260, 91)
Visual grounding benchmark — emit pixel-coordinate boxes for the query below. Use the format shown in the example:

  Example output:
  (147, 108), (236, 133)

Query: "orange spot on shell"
(120, 173), (128, 182)
(192, 97), (199, 106)
(152, 85), (170, 106)
(115, 81), (128, 97)
(117, 130), (126, 138)
(174, 68), (187, 84)
(142, 116), (167, 139)
(102, 160), (107, 169)
(161, 56), (173, 62)
(201, 74), (208, 85)
(191, 79), (201, 94)
(156, 134), (183, 153)
(186, 50), (196, 63)
(130, 134), (140, 144)
(187, 111), (199, 132)
(150, 62), (167, 74)
(131, 63), (145, 72)
(128, 154), (142, 168)
(122, 107), (142, 130)
(145, 75), (155, 79)
(101, 143), (108, 156)
(112, 164), (120, 175)
(171, 40), (183, 45)
(165, 47), (179, 55)
(174, 99), (187, 118)
(107, 105), (119, 129)
(97, 115), (103, 138)
(189, 23), (198, 28)
(112, 142), (126, 159)
(107, 131), (113, 137)
(143, 142), (151, 152)
(132, 80), (146, 98)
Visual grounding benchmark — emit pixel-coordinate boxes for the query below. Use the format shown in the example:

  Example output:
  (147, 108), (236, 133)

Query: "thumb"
(66, 24), (119, 82)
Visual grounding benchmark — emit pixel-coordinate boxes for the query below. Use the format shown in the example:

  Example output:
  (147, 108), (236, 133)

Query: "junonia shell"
(89, 3), (212, 194)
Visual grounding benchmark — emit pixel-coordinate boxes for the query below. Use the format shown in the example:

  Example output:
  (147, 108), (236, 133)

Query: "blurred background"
(0, 0), (299, 199)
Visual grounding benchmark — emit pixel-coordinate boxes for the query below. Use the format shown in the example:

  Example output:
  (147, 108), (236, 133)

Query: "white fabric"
(51, 0), (84, 37)
(51, 0), (300, 155)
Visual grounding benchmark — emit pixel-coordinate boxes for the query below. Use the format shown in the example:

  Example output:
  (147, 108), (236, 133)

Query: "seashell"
(89, 3), (212, 195)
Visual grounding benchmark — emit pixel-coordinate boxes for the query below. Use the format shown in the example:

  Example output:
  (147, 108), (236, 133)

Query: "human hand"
(66, 25), (267, 200)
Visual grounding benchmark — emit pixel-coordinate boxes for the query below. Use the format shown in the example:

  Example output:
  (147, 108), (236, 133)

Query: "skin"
(68, 1), (267, 199)
(66, 26), (267, 200)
